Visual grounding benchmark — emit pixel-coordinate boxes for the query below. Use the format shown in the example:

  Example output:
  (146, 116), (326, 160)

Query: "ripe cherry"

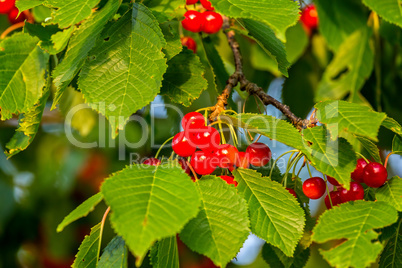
(8, 7), (26, 24)
(186, 0), (198, 4)
(363, 162), (388, 188)
(181, 37), (197, 53)
(286, 188), (297, 198)
(181, 111), (205, 129)
(202, 11), (223, 34)
(327, 176), (340, 186)
(200, 0), (214, 10)
(0, 0), (15, 14)
(188, 126), (220, 153)
(214, 144), (238, 168)
(172, 131), (196, 157)
(235, 152), (249, 169)
(339, 182), (364, 202)
(324, 191), (342, 209)
(220, 175), (238, 186)
(351, 158), (368, 183)
(246, 143), (272, 167)
(143, 158), (161, 166)
(190, 151), (217, 175)
(300, 4), (318, 30)
(182, 10), (205, 33)
(302, 177), (326, 199)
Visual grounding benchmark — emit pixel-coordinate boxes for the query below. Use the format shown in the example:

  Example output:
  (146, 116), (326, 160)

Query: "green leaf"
(51, 0), (120, 109)
(262, 243), (310, 268)
(241, 19), (289, 76)
(382, 117), (402, 136)
(363, 0), (402, 28)
(315, 100), (387, 142)
(316, 29), (374, 102)
(101, 162), (201, 265)
(0, 33), (49, 120)
(376, 177), (402, 212)
(160, 21), (182, 61)
(209, 0), (300, 42)
(161, 49), (208, 107)
(73, 223), (102, 268)
(45, 0), (101, 28)
(57, 192), (103, 232)
(16, 0), (43, 11)
(285, 22), (308, 64)
(379, 218), (402, 268)
(98, 236), (128, 268)
(312, 201), (398, 268)
(302, 126), (356, 189)
(150, 236), (179, 268)
(315, 0), (367, 51)
(143, 0), (183, 20)
(355, 135), (382, 163)
(78, 4), (167, 138)
(180, 176), (250, 267)
(392, 135), (402, 154)
(233, 168), (305, 256)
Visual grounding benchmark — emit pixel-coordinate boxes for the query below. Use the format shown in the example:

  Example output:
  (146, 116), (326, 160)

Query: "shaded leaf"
(160, 21), (182, 61)
(150, 236), (179, 268)
(382, 117), (402, 136)
(262, 243), (310, 268)
(98, 236), (127, 268)
(355, 135), (382, 163)
(392, 134), (402, 154)
(379, 218), (402, 268)
(376, 176), (402, 212)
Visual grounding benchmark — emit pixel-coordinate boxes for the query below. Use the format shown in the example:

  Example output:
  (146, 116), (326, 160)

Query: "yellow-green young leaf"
(363, 0), (402, 28)
(98, 236), (128, 268)
(79, 4), (167, 138)
(392, 135), (402, 154)
(302, 126), (356, 190)
(312, 201), (398, 268)
(0, 33), (49, 120)
(16, 0), (43, 11)
(379, 218), (402, 268)
(382, 117), (402, 136)
(51, 0), (121, 109)
(180, 176), (250, 267)
(101, 162), (201, 265)
(315, 100), (387, 142)
(316, 29), (374, 102)
(376, 177), (402, 211)
(233, 169), (305, 257)
(355, 135), (382, 163)
(73, 223), (102, 268)
(208, 0), (299, 42)
(161, 49), (208, 107)
(150, 236), (179, 268)
(57, 192), (103, 232)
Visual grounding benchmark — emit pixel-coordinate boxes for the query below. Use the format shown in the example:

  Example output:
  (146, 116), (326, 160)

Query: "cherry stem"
(187, 161), (199, 181)
(268, 150), (299, 180)
(217, 116), (227, 144)
(306, 159), (313, 178)
(324, 176), (334, 208)
(97, 206), (111, 265)
(384, 151), (402, 168)
(291, 154), (304, 178)
(155, 136), (174, 159)
(1, 22), (25, 39)
(355, 152), (369, 163)
(282, 152), (302, 187)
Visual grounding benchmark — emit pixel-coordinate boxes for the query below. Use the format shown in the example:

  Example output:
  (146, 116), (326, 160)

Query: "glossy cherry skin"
(172, 131), (196, 157)
(190, 151), (217, 175)
(187, 126), (220, 153)
(214, 144), (238, 168)
(351, 158), (369, 183)
(327, 176), (340, 186)
(324, 191), (342, 209)
(286, 188), (297, 198)
(186, 0), (198, 4)
(302, 177), (326, 199)
(182, 10), (205, 33)
(0, 0), (15, 14)
(363, 162), (388, 188)
(339, 182), (364, 202)
(200, 0), (214, 10)
(300, 4), (318, 30)
(143, 158), (161, 166)
(220, 175), (238, 186)
(181, 37), (197, 53)
(246, 143), (272, 167)
(202, 11), (223, 34)
(8, 7), (26, 24)
(181, 111), (205, 129)
(235, 151), (250, 169)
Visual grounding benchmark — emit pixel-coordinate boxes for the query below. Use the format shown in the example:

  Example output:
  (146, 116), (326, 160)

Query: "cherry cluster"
(182, 0), (223, 35)
(0, 0), (26, 24)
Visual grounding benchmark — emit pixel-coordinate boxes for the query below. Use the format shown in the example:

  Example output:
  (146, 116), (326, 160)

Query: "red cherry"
(324, 191), (342, 209)
(220, 175), (238, 186)
(8, 7), (26, 24)
(214, 144), (238, 168)
(0, 0), (15, 14)
(351, 158), (369, 183)
(190, 151), (217, 175)
(300, 4), (318, 30)
(181, 112), (205, 129)
(286, 188), (297, 198)
(187, 126), (220, 153)
(181, 37), (197, 53)
(339, 182), (364, 202)
(235, 152), (249, 169)
(200, 0), (214, 10)
(302, 177), (326, 199)
(182, 10), (205, 33)
(179, 159), (192, 176)
(202, 11), (223, 34)
(327, 176), (340, 186)
(172, 131), (196, 157)
(363, 162), (388, 188)
(143, 158), (161, 166)
(186, 0), (198, 4)
(246, 143), (271, 167)
(228, 165), (235, 172)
